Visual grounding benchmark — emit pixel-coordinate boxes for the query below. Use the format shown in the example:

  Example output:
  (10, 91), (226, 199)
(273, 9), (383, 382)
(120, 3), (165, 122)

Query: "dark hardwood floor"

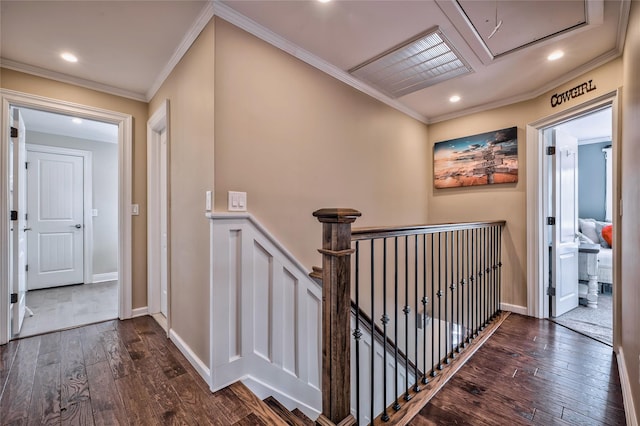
(410, 313), (627, 425)
(0, 316), (287, 425)
(1, 313), (627, 425)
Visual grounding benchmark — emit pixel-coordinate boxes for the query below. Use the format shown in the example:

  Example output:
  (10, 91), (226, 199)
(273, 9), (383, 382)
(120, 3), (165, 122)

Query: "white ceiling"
(0, 0), (630, 128)
(18, 108), (118, 144)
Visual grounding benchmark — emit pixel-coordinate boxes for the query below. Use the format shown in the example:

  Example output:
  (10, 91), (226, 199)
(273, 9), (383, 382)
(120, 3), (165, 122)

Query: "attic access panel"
(457, 0), (587, 57)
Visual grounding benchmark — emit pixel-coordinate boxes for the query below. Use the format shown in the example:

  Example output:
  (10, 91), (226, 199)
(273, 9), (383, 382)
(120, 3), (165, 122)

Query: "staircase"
(218, 382), (315, 425)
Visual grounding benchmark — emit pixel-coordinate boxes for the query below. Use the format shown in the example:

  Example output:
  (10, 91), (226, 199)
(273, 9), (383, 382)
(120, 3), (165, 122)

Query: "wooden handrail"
(352, 220), (506, 241)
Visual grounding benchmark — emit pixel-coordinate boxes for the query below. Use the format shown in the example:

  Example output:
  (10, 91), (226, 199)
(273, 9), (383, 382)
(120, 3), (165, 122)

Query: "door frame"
(0, 89), (134, 344)
(526, 90), (620, 344)
(26, 144), (94, 286)
(147, 99), (171, 333)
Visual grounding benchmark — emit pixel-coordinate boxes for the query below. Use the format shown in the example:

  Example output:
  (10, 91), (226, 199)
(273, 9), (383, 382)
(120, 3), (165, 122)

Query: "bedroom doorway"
(547, 106), (614, 346)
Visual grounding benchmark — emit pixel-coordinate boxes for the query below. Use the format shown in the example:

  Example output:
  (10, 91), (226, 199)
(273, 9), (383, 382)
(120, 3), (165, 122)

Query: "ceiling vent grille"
(349, 28), (472, 98)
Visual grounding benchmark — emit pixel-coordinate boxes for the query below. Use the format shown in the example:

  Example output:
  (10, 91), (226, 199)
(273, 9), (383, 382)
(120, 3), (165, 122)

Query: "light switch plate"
(205, 191), (212, 211)
(228, 191), (247, 212)
(131, 204), (139, 216)
(92, 209), (98, 217)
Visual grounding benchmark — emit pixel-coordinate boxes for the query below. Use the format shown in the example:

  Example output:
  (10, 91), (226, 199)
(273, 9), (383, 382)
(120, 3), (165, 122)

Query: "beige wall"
(149, 22), (215, 363)
(214, 18), (430, 271)
(0, 68), (149, 307)
(427, 58), (622, 308)
(620, 0), (640, 419)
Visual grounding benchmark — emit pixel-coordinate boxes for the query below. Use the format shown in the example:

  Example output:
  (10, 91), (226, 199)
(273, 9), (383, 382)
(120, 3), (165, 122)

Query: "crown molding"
(211, 1), (428, 124)
(0, 58), (147, 102)
(146, 1), (215, 101)
(429, 47), (622, 124)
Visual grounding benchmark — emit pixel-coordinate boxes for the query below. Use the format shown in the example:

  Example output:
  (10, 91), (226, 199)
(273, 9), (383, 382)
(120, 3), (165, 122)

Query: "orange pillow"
(602, 224), (613, 246)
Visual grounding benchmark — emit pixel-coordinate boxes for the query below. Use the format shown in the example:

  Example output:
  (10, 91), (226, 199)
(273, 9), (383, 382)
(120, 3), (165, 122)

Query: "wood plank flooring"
(410, 313), (627, 425)
(0, 316), (286, 425)
(1, 314), (627, 425)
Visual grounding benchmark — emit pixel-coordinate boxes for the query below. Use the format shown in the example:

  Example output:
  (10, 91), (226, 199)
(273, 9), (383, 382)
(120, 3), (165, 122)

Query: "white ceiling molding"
(211, 1), (429, 124)
(146, 1), (216, 101)
(429, 46), (623, 124)
(0, 58), (147, 102)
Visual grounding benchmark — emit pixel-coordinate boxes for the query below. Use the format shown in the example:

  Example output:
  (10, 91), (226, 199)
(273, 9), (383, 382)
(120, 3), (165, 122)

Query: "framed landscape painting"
(433, 126), (518, 189)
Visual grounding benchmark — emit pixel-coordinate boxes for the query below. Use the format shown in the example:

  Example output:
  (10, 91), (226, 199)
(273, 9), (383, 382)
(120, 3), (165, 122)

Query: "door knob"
(74, 224), (82, 229)
(23, 227), (31, 232)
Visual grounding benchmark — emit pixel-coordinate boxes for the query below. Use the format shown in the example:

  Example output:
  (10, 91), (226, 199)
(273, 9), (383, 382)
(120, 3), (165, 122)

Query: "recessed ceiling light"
(318, 0), (331, 3)
(72, 118), (82, 124)
(449, 95), (461, 103)
(547, 50), (564, 61)
(61, 52), (78, 63)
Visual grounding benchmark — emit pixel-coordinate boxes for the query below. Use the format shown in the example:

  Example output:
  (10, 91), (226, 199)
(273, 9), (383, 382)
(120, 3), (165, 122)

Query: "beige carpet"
(550, 293), (613, 346)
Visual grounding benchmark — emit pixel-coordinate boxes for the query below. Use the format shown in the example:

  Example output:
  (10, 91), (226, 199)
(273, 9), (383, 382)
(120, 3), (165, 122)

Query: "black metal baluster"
(457, 229), (462, 353)
(431, 233), (437, 378)
(422, 234), (429, 385)
(498, 225), (503, 315)
(393, 237), (400, 411)
(464, 228), (470, 347)
(414, 235), (420, 392)
(483, 227), (489, 328)
(354, 241), (361, 425)
(370, 240), (375, 424)
(444, 231), (450, 365)
(404, 236), (411, 401)
(449, 230), (455, 361)
(381, 238), (389, 422)
(492, 226), (497, 319)
(479, 227), (485, 331)
(474, 227), (479, 338)
(437, 232), (443, 371)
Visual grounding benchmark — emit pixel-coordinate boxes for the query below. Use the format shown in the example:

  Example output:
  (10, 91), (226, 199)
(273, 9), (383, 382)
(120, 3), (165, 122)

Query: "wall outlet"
(228, 191), (247, 212)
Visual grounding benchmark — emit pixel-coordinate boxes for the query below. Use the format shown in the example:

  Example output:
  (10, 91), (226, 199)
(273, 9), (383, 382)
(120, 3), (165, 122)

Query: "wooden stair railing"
(312, 208), (361, 426)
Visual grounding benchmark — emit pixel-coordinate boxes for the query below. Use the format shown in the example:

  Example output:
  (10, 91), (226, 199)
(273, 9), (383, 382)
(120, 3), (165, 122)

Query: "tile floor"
(15, 280), (118, 338)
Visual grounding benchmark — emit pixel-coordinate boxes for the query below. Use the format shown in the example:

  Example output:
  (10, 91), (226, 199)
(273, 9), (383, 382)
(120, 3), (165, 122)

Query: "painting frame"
(433, 126), (518, 189)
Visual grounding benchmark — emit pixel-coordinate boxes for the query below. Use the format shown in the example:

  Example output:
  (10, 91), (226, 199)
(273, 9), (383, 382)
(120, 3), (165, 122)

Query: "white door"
(550, 129), (579, 317)
(160, 129), (168, 317)
(26, 149), (84, 290)
(10, 109), (27, 334)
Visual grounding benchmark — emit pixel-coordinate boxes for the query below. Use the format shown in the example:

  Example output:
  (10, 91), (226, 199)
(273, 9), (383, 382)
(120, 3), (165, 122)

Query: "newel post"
(313, 208), (361, 426)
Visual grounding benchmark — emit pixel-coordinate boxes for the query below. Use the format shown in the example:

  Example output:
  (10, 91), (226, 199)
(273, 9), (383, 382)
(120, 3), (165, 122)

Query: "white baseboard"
(242, 376), (320, 421)
(169, 328), (211, 385)
(131, 307), (148, 318)
(617, 347), (639, 426)
(500, 303), (528, 315)
(92, 272), (118, 283)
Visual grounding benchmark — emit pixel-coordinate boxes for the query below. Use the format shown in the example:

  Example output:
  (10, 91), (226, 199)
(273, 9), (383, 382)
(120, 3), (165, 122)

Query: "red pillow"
(602, 224), (613, 246)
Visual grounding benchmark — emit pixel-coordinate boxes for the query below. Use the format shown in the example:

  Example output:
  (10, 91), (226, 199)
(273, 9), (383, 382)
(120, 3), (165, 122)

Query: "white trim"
(147, 100), (171, 328)
(211, 1), (428, 124)
(499, 303), (528, 316)
(526, 91), (618, 320)
(617, 347), (639, 426)
(92, 272), (118, 283)
(579, 136), (611, 145)
(170, 328), (211, 383)
(0, 89), (134, 345)
(0, 59), (146, 102)
(26, 143), (94, 286)
(146, 3), (215, 100)
(131, 306), (149, 318)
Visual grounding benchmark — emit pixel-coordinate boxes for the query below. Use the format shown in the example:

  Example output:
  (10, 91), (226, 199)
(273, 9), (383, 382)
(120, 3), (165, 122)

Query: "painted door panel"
(10, 109), (27, 334)
(551, 129), (579, 317)
(27, 149), (84, 289)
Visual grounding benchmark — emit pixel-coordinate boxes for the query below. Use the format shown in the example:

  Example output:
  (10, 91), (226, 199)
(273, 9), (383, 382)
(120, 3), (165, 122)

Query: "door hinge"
(25, 162), (28, 169)
(546, 287), (556, 296)
(10, 210), (18, 221)
(25, 264), (28, 272)
(546, 146), (556, 155)
(25, 213), (28, 221)
(10, 293), (18, 304)
(10, 127), (18, 138)
(547, 217), (556, 225)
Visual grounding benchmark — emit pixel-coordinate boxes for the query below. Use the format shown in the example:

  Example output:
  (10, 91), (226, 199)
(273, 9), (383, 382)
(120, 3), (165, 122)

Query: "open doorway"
(546, 107), (614, 345)
(1, 89), (134, 345)
(11, 107), (119, 338)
